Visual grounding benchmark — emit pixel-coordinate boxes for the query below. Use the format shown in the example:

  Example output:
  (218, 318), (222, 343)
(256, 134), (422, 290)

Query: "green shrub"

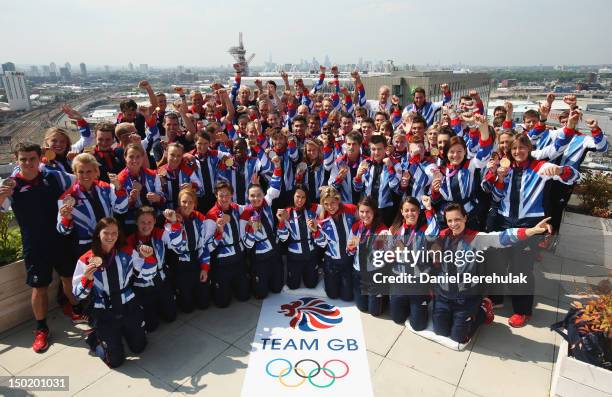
(0, 212), (22, 265)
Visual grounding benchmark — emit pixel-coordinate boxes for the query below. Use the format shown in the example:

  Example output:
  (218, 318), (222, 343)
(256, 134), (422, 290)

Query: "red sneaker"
(508, 314), (531, 328)
(32, 329), (50, 353)
(71, 312), (89, 324)
(481, 297), (495, 325)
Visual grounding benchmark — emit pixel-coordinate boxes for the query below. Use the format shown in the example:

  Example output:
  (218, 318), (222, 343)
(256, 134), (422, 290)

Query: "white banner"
(241, 286), (373, 396)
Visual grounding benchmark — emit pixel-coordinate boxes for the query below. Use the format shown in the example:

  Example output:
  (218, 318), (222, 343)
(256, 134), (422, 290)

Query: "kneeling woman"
(431, 203), (551, 344)
(276, 185), (323, 290)
(312, 186), (357, 301)
(128, 206), (184, 332)
(388, 196), (439, 329)
(347, 196), (389, 316)
(72, 217), (157, 368)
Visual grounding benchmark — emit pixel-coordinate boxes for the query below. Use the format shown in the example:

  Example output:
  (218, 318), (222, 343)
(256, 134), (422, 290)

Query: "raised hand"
(546, 93), (555, 105)
(563, 95), (577, 108)
(440, 83), (450, 93)
(586, 119), (599, 129)
(469, 89), (480, 100)
(138, 80), (151, 90)
(163, 209), (177, 223)
(331, 65), (339, 75)
(306, 218), (318, 232)
(146, 192), (162, 203)
(421, 195), (432, 210)
(61, 104), (83, 120)
(276, 208), (289, 222)
(233, 63), (242, 73)
(319, 65), (326, 73)
(391, 95), (400, 105)
(174, 86), (185, 95)
(138, 244), (154, 258)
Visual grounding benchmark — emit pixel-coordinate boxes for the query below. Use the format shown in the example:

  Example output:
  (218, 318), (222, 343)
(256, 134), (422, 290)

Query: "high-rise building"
(2, 62), (16, 73)
(80, 62), (87, 77)
(49, 62), (57, 77)
(41, 65), (50, 76)
(29, 65), (39, 77)
(1, 71), (31, 111)
(104, 65), (110, 73)
(139, 64), (148, 73)
(59, 67), (71, 81)
(64, 62), (71, 72)
(128, 62), (134, 72)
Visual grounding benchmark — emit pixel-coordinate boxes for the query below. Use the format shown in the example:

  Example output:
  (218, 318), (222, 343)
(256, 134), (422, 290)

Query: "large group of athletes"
(0, 64), (607, 368)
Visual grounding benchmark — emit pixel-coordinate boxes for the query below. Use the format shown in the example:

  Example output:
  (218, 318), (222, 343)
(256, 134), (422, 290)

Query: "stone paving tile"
(173, 346), (249, 396)
(6, 344), (111, 396)
(386, 327), (471, 385)
(74, 360), (173, 397)
(459, 344), (552, 397)
(359, 311), (404, 357)
(0, 309), (86, 375)
(136, 322), (230, 389)
(232, 326), (256, 354)
(473, 297), (559, 371)
(372, 357), (457, 397)
(186, 301), (260, 345)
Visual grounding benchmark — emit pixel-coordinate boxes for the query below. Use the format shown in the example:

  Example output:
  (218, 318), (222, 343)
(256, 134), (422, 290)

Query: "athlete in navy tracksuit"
(487, 134), (579, 327)
(277, 185), (323, 289)
(313, 186), (358, 301)
(73, 217), (157, 368)
(347, 197), (389, 316)
(431, 203), (551, 343)
(388, 196), (439, 329)
(127, 207), (184, 331)
(242, 165), (283, 299)
(205, 181), (251, 307)
(1, 143), (74, 352)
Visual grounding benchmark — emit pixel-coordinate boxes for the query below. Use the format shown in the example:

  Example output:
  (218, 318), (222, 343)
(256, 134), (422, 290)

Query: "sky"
(1, 0), (611, 68)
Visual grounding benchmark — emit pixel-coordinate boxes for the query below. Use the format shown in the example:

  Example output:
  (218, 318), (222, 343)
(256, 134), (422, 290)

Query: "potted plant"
(550, 284), (612, 396)
(577, 170), (612, 219)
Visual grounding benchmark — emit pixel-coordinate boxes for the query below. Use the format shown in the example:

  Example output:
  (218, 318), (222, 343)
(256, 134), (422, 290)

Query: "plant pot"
(551, 339), (612, 396)
(0, 260), (59, 334)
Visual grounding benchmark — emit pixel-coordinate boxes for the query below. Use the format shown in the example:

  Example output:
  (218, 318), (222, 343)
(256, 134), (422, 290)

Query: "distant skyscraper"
(49, 62), (57, 77)
(2, 62), (16, 73)
(59, 67), (71, 81)
(104, 65), (110, 73)
(128, 62), (134, 72)
(42, 65), (50, 76)
(139, 64), (148, 73)
(29, 65), (39, 76)
(79, 62), (87, 76)
(1, 71), (31, 111)
(64, 62), (71, 72)
(324, 55), (331, 67)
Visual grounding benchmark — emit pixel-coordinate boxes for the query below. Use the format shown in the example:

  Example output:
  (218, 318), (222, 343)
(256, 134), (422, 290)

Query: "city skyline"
(2, 0), (611, 68)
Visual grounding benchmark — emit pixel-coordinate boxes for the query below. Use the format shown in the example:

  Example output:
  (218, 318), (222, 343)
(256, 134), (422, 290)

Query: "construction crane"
(228, 32), (256, 76)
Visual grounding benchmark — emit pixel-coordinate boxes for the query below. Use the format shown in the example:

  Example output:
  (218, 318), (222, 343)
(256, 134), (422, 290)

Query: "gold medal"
(132, 181), (143, 192)
(430, 147), (439, 157)
(63, 195), (76, 208)
(1, 178), (16, 189)
(224, 157), (234, 167)
(44, 149), (56, 161)
(500, 158), (511, 168)
(89, 256), (102, 267)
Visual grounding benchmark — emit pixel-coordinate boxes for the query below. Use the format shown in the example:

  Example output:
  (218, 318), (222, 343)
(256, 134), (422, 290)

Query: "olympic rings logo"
(265, 358), (349, 388)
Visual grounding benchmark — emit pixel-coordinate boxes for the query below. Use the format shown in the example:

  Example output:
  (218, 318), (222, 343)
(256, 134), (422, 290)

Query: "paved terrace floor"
(0, 244), (608, 397)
